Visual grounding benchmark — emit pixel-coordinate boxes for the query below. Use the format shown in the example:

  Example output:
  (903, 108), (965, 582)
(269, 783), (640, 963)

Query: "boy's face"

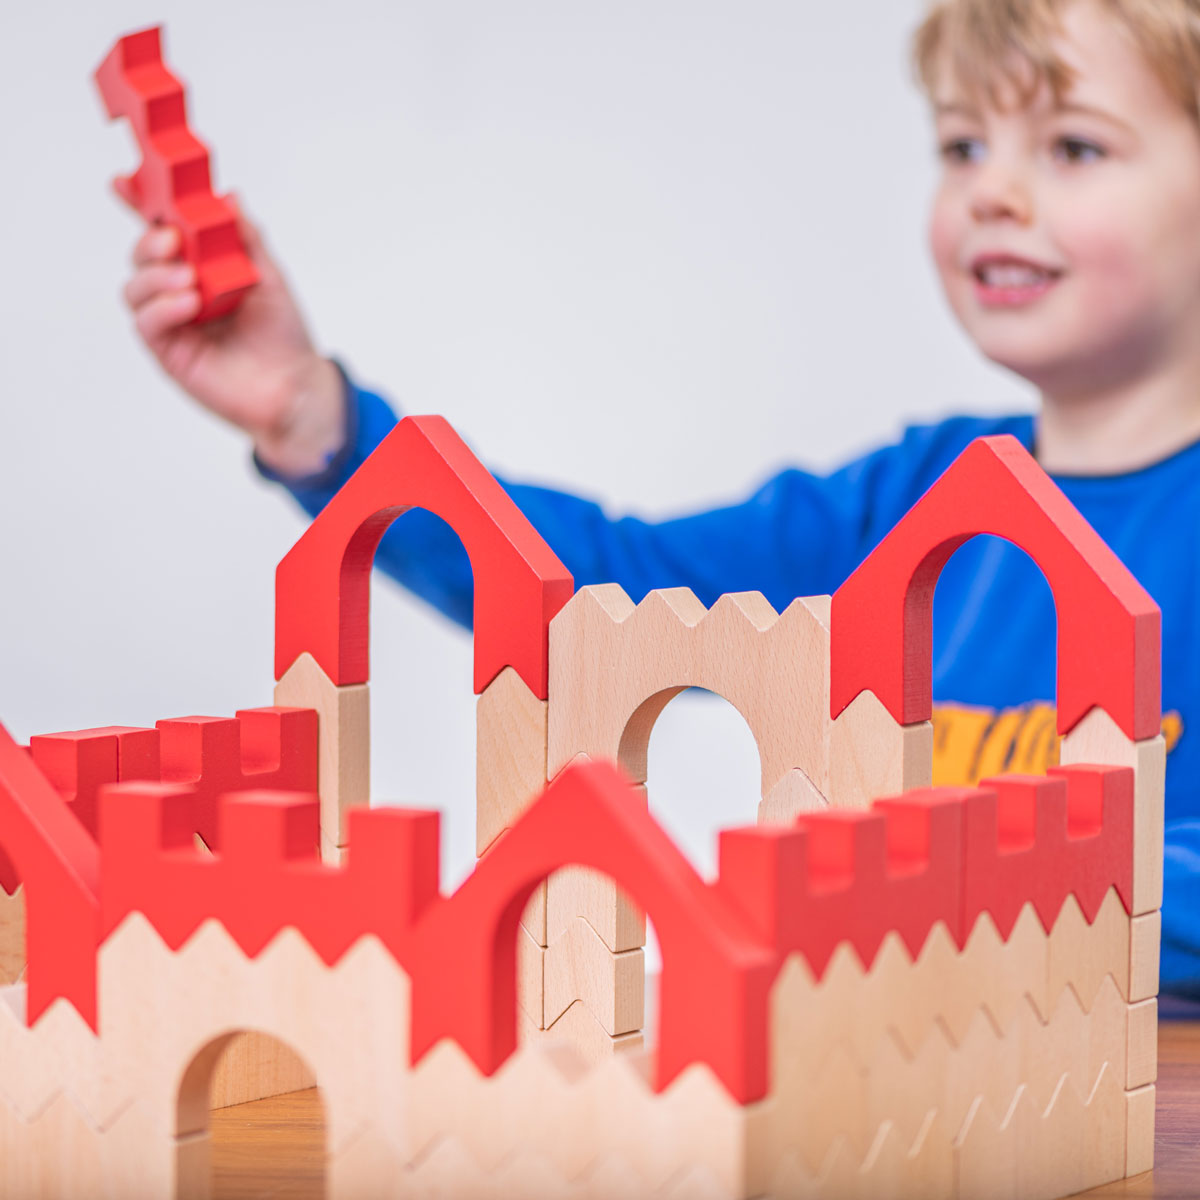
(929, 0), (1200, 397)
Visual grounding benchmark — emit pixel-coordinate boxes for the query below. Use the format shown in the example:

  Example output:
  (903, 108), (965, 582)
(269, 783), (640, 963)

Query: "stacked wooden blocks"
(0, 417), (1164, 1199)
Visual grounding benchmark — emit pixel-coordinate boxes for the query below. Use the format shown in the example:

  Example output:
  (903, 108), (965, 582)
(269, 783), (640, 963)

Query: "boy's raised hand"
(122, 200), (346, 479)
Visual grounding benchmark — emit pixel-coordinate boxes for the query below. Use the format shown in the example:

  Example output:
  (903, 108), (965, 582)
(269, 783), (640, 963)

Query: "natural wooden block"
(544, 915), (644, 1036)
(758, 768), (828, 824)
(477, 667), (549, 857)
(1046, 888), (1129, 1011)
(274, 651), (370, 860)
(208, 1029), (318, 1109)
(547, 585), (832, 798)
(1125, 1083), (1156, 1177)
(1059, 707), (1165, 916)
(539, 1001), (644, 1067)
(1125, 999), (1158, 1090)
(546, 864), (646, 955)
(1129, 910), (1162, 1003)
(518, 919), (545, 1029)
(827, 688), (932, 810)
(0, 885), (25, 986)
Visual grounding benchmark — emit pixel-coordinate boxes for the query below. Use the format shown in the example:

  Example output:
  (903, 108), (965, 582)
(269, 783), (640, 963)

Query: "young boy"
(121, 0), (1200, 994)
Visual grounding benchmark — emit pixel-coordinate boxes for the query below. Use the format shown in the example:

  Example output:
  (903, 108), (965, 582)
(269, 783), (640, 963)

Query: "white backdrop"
(0, 2), (1035, 903)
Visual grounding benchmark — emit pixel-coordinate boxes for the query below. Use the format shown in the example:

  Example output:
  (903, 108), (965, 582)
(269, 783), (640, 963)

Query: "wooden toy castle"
(0, 410), (1163, 1199)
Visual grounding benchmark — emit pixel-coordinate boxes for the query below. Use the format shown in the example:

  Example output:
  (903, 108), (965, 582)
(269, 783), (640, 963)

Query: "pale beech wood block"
(98, 916), (410, 1155)
(539, 1001), (643, 1067)
(518, 920), (545, 1029)
(757, 767), (828, 824)
(1059, 708), (1166, 917)
(545, 784), (647, 956)
(1129, 910), (1161, 1002)
(476, 667), (549, 857)
(827, 689), (932, 811)
(1126, 999), (1158, 1089)
(0, 886), (25, 986)
(327, 1126), (407, 1200)
(1125, 1083), (1156, 1177)
(547, 585), (832, 800)
(207, 1029), (318, 1109)
(0, 987), (131, 1131)
(0, 1093), (177, 1200)
(275, 651), (370, 860)
(1046, 887), (1130, 1010)
(544, 915), (644, 1036)
(953, 1060), (1127, 1200)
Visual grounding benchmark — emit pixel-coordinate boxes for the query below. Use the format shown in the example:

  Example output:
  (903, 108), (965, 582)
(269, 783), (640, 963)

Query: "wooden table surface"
(211, 1010), (1200, 1199)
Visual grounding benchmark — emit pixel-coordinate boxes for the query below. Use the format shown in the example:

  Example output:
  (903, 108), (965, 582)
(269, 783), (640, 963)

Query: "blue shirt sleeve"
(1162, 820), (1200, 996)
(253, 364), (926, 629)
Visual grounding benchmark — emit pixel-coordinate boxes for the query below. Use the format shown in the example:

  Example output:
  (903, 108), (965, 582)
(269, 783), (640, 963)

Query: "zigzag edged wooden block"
(93, 26), (259, 322)
(0, 884), (25, 985)
(274, 651), (368, 860)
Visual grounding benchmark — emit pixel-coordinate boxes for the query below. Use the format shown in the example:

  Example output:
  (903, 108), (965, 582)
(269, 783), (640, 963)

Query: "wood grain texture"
(1059, 708), (1165, 918)
(209, 1031), (318, 1111)
(827, 688), (932, 811)
(476, 667), (548, 857)
(274, 652), (369, 860)
(0, 886), (24, 986)
(202, 1018), (1200, 1198)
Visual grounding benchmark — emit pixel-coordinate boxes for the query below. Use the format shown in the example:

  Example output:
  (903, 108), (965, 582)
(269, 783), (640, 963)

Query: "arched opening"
(369, 508), (478, 893)
(178, 1031), (325, 1200)
(640, 689), (762, 977)
(930, 536), (1060, 785)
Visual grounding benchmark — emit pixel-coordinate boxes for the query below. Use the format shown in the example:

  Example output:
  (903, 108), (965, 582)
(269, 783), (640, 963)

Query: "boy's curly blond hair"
(911, 0), (1200, 121)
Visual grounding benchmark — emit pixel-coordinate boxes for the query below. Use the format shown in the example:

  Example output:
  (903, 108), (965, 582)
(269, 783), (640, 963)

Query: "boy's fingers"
(134, 289), (202, 342)
(124, 262), (196, 312)
(132, 224), (182, 268)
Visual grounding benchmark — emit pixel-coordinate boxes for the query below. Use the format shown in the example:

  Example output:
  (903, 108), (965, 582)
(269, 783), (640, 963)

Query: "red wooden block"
(0, 725), (101, 1027)
(274, 415), (574, 699)
(155, 708), (317, 849)
(406, 758), (776, 1100)
(717, 788), (966, 975)
(829, 435), (1160, 740)
(29, 726), (159, 837)
(963, 766), (1133, 938)
(94, 25), (258, 322)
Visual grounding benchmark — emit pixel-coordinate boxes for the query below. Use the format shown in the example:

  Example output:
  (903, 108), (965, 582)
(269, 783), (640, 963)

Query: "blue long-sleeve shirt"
(256, 368), (1200, 996)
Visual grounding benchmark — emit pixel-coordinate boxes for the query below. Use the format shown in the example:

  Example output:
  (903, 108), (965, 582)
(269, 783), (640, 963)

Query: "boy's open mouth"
(971, 254), (1064, 307)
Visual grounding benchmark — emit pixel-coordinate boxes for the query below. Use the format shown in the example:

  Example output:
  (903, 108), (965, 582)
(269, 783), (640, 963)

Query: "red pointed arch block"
(274, 415), (573, 698)
(830, 435), (1160, 740)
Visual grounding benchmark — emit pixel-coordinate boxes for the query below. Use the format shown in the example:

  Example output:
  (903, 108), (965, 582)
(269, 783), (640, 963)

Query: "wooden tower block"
(758, 768), (828, 823)
(547, 585), (832, 796)
(274, 651), (370, 863)
(827, 689), (932, 811)
(1059, 706), (1165, 916)
(543, 916), (645, 1036)
(1125, 1083), (1156, 1176)
(0, 885), (24, 986)
(477, 667), (550, 945)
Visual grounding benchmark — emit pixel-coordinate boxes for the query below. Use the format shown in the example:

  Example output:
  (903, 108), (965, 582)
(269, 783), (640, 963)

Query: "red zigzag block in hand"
(94, 25), (258, 323)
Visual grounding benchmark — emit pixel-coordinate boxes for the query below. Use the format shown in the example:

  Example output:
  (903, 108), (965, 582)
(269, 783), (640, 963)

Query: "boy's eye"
(1054, 136), (1105, 163)
(939, 137), (984, 164)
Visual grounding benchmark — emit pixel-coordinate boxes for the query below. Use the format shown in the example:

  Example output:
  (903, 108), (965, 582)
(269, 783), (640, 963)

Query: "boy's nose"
(969, 165), (1034, 225)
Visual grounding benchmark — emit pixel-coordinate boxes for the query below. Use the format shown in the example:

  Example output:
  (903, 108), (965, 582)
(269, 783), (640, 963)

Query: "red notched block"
(29, 726), (159, 837)
(829, 435), (1161, 741)
(155, 708), (318, 849)
(718, 790), (966, 976)
(0, 725), (101, 1027)
(963, 766), (1133, 937)
(94, 26), (258, 322)
(274, 415), (574, 699)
